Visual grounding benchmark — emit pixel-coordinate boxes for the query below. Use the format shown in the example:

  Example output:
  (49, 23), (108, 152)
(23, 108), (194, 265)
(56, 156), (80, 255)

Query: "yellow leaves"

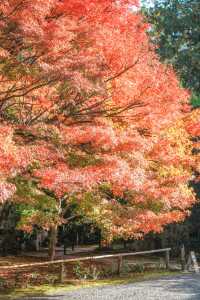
(161, 120), (193, 160)
(179, 183), (194, 198)
(106, 81), (113, 92)
(158, 165), (188, 178)
(165, 122), (190, 146)
(186, 109), (200, 123)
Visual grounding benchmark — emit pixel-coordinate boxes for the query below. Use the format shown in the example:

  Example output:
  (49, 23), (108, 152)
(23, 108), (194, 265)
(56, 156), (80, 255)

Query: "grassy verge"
(0, 270), (181, 299)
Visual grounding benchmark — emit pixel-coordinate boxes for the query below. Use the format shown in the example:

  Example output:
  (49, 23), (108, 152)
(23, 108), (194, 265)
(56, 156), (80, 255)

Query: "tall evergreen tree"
(144, 0), (200, 98)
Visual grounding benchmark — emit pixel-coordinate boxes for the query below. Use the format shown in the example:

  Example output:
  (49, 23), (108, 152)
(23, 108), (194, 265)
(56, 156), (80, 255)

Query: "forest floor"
(0, 270), (181, 299)
(0, 244), (98, 265)
(17, 273), (200, 300)
(0, 247), (182, 296)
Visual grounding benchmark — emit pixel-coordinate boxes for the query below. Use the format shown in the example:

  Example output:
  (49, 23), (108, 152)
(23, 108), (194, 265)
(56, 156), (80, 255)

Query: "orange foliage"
(0, 0), (195, 238)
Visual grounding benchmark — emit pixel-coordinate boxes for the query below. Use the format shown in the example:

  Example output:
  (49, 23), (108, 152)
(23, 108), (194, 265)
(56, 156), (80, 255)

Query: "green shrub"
(73, 262), (101, 280)
(0, 277), (6, 288)
(123, 262), (145, 273)
(45, 274), (58, 285)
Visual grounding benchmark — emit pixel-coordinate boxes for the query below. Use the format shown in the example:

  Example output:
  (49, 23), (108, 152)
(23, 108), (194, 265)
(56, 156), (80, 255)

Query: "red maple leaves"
(0, 0), (195, 238)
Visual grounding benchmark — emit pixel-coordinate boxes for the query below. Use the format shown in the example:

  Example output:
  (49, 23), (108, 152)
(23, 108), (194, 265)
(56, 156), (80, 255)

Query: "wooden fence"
(0, 248), (171, 283)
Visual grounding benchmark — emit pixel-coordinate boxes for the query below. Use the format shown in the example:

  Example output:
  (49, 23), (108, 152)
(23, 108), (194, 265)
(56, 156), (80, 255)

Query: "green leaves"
(12, 176), (59, 230)
(67, 152), (102, 168)
(191, 94), (200, 108)
(144, 0), (200, 95)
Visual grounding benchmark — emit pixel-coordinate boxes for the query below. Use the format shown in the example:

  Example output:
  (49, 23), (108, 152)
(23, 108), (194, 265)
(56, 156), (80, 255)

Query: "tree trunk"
(98, 229), (102, 249)
(48, 225), (57, 261)
(124, 240), (127, 249)
(35, 230), (40, 252)
(76, 231), (79, 246)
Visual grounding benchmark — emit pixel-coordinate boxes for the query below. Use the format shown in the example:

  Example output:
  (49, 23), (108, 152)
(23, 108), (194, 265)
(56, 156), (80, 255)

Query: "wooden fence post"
(111, 258), (115, 274)
(59, 262), (65, 283)
(117, 256), (123, 275)
(181, 245), (186, 271)
(186, 252), (192, 271)
(190, 251), (199, 274)
(165, 250), (170, 270)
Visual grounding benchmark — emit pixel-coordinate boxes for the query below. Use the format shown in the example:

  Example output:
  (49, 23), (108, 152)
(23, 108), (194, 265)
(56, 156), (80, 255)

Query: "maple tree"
(0, 0), (196, 258)
(185, 110), (200, 177)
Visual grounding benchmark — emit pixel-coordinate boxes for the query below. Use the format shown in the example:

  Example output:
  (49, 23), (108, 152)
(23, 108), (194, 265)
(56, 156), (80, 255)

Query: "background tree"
(139, 0), (200, 255)
(0, 201), (21, 255)
(144, 0), (200, 103)
(142, 110), (200, 254)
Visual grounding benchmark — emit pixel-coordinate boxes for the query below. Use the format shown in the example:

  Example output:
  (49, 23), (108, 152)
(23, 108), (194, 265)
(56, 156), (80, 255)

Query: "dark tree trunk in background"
(98, 229), (102, 249)
(0, 202), (20, 256)
(48, 225), (57, 261)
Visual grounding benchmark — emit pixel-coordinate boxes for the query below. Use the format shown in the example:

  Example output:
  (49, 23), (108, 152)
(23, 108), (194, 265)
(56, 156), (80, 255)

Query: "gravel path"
(25, 274), (200, 300)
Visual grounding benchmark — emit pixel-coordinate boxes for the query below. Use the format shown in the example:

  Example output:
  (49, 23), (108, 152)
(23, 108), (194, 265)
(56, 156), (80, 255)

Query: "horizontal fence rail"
(0, 248), (171, 270)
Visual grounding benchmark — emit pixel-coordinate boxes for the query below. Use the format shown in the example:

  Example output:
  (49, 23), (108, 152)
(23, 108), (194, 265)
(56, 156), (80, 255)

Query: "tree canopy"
(0, 0), (196, 251)
(144, 0), (200, 96)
